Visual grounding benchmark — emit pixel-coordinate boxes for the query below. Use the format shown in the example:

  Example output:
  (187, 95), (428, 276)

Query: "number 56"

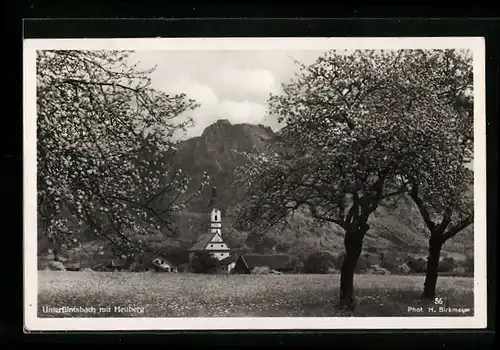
(434, 298), (443, 305)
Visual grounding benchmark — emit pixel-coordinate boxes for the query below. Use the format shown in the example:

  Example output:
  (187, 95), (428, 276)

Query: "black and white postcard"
(23, 37), (487, 331)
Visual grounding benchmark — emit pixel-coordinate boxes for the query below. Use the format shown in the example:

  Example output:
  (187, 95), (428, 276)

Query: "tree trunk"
(422, 235), (443, 300)
(48, 236), (60, 262)
(338, 225), (367, 310)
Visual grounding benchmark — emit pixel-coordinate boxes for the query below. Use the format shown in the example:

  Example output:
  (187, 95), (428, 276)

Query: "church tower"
(188, 185), (231, 262)
(209, 186), (222, 236)
(210, 208), (222, 236)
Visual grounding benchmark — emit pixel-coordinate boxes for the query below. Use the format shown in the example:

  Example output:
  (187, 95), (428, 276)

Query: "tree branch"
(410, 183), (437, 231)
(381, 184), (409, 199)
(436, 207), (453, 235)
(310, 206), (347, 230)
(62, 78), (141, 93)
(442, 216), (473, 241)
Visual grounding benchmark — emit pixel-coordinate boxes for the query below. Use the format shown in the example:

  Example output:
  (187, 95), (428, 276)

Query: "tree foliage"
(237, 49), (472, 235)
(37, 50), (209, 258)
(189, 251), (220, 274)
(394, 50), (474, 299)
(403, 49), (474, 243)
(235, 48), (474, 306)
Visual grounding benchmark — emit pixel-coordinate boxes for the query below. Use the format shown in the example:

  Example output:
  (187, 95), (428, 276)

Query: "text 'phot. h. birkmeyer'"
(23, 37), (487, 331)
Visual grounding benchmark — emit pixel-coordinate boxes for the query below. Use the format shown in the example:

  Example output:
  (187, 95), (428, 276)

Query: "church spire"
(209, 186), (222, 236)
(209, 185), (217, 208)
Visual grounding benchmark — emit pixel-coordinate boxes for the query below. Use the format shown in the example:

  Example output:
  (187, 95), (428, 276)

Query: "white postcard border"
(23, 37), (487, 331)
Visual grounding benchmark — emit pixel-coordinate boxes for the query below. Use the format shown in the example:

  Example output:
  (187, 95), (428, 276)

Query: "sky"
(130, 50), (326, 139)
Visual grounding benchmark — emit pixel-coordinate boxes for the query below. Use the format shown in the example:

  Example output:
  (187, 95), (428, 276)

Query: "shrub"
(177, 263), (189, 273)
(380, 260), (401, 274)
(398, 263), (412, 274)
(38, 259), (48, 270)
(327, 267), (339, 274)
(47, 260), (66, 271)
(332, 252), (346, 270)
(189, 251), (220, 274)
(463, 255), (474, 273)
(367, 265), (391, 275)
(330, 251), (372, 273)
(355, 255), (371, 273)
(163, 246), (190, 266)
(129, 262), (142, 272)
(438, 257), (457, 273)
(251, 266), (271, 274)
(303, 251), (336, 274)
(406, 257), (426, 273)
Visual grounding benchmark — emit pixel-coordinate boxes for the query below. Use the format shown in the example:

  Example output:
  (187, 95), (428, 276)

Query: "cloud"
(129, 50), (329, 138)
(218, 100), (268, 125)
(163, 79), (218, 108)
(212, 67), (280, 101)
(160, 77), (271, 139)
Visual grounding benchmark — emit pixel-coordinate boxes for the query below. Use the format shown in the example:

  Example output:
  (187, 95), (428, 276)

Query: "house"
(232, 254), (294, 274)
(140, 252), (178, 272)
(188, 207), (231, 261)
(218, 256), (237, 273)
(107, 258), (129, 272)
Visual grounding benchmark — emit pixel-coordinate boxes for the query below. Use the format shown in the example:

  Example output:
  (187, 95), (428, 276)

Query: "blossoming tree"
(236, 49), (473, 310)
(403, 52), (474, 300)
(37, 50), (209, 260)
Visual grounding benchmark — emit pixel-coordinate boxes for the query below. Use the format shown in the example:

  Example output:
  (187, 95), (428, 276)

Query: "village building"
(188, 185), (232, 264)
(140, 252), (178, 273)
(232, 254), (294, 274)
(107, 258), (129, 272)
(188, 207), (232, 261)
(218, 256), (237, 274)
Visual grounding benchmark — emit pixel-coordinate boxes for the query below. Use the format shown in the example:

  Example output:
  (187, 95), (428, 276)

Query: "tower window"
(214, 215), (218, 221)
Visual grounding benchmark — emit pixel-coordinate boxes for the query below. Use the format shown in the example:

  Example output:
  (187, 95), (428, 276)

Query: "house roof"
(239, 254), (291, 270)
(141, 251), (162, 262)
(219, 256), (237, 266)
(141, 252), (176, 267)
(151, 258), (176, 268)
(189, 233), (218, 251)
(110, 258), (128, 267)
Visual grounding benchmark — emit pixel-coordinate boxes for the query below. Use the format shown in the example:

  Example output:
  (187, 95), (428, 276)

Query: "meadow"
(37, 271), (474, 318)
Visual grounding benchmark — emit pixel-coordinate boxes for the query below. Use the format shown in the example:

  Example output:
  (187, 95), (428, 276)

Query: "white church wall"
(211, 209), (221, 223)
(210, 251), (230, 260)
(205, 243), (229, 251)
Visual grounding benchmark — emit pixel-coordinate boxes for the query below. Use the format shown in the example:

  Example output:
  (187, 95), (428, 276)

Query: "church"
(188, 187), (233, 266)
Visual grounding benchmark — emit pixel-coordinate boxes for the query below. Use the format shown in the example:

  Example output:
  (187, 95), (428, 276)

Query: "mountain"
(167, 119), (473, 260)
(171, 119), (277, 212)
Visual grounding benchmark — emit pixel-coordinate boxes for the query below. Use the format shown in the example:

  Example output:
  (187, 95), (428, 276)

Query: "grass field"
(37, 271), (474, 317)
